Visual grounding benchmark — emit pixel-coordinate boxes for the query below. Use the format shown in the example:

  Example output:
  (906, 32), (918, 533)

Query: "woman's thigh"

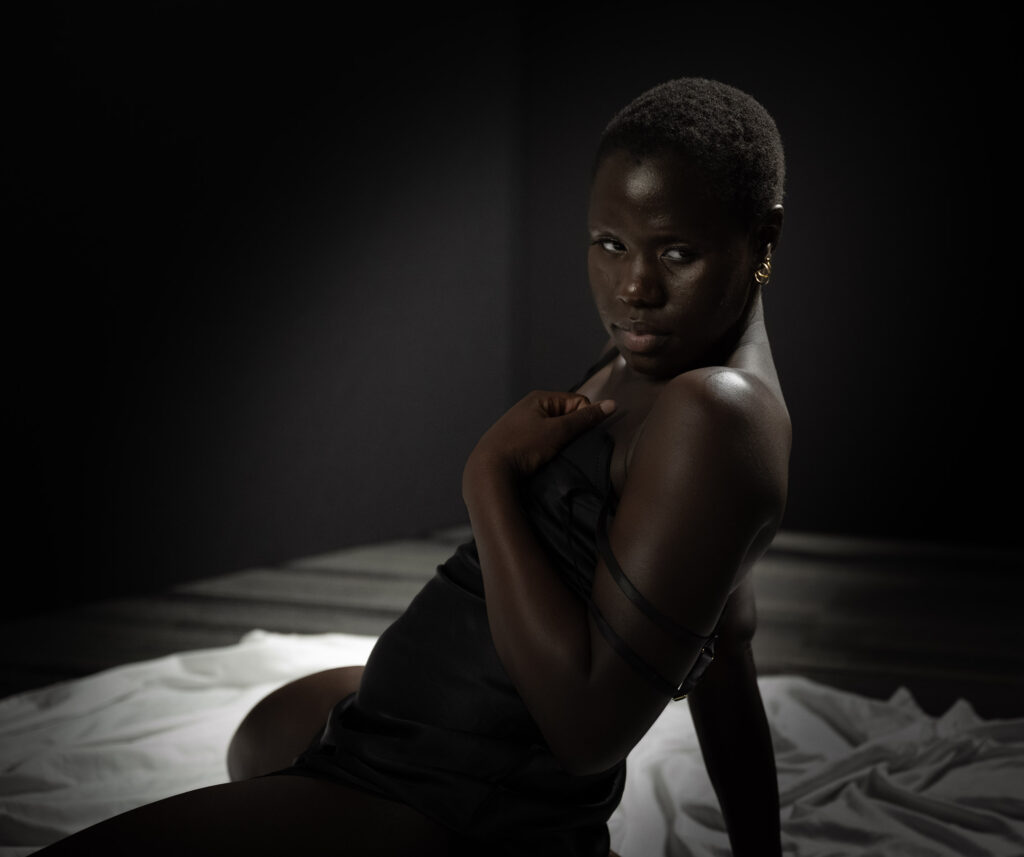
(36, 773), (453, 856)
(227, 666), (363, 780)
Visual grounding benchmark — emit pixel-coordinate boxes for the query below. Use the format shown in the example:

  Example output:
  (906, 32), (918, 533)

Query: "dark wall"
(7, 5), (522, 616)
(5, 5), (1018, 617)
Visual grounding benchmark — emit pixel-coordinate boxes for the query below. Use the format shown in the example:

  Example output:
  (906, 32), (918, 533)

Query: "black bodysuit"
(288, 350), (716, 855)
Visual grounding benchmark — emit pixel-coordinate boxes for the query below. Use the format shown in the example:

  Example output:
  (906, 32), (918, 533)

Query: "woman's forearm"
(688, 644), (782, 857)
(458, 391), (653, 773)
(462, 454), (595, 709)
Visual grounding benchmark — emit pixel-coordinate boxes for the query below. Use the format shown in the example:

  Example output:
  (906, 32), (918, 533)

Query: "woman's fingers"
(555, 397), (616, 436)
(469, 392), (617, 479)
(519, 393), (616, 469)
(536, 391), (615, 418)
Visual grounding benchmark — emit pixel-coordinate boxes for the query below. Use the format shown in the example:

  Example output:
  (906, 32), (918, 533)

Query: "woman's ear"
(757, 204), (784, 255)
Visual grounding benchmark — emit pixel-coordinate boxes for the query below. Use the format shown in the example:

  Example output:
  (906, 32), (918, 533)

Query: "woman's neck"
(726, 293), (784, 399)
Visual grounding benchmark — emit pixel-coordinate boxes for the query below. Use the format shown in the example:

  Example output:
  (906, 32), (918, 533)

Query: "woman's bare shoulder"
(616, 364), (791, 580)
(663, 365), (788, 427)
(637, 366), (790, 484)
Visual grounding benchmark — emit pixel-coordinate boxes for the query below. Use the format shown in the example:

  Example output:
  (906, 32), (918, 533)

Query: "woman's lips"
(614, 323), (668, 354)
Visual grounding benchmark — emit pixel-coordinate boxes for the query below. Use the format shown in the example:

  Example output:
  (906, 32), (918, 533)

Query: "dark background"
(5, 4), (1018, 618)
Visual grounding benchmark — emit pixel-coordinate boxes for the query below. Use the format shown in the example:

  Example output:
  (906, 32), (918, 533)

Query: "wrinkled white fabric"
(1, 630), (1021, 856)
(612, 676), (1024, 856)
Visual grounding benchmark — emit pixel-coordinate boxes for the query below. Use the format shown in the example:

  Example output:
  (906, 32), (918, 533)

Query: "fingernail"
(599, 399), (616, 415)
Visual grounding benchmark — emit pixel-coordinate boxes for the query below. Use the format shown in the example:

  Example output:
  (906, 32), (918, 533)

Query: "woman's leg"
(35, 773), (453, 856)
(227, 665), (363, 780)
(37, 666), (459, 854)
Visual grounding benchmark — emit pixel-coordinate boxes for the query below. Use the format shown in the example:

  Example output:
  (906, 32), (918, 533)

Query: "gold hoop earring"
(754, 243), (773, 286)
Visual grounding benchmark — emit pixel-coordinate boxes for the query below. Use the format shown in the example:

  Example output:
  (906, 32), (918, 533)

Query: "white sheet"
(1, 630), (1021, 856)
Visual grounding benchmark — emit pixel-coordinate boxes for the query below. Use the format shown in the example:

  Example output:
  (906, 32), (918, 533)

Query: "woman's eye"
(593, 238), (625, 254)
(662, 247), (694, 263)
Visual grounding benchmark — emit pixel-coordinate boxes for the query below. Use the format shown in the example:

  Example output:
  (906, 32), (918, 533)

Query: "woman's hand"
(466, 391), (616, 481)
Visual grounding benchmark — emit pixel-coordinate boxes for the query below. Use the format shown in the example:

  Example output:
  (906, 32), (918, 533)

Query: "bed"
(2, 628), (1022, 856)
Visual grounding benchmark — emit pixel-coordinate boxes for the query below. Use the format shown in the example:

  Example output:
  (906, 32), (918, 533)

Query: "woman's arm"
(463, 369), (786, 775)
(688, 579), (782, 857)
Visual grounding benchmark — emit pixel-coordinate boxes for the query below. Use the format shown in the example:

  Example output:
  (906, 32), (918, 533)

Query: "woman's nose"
(616, 260), (664, 307)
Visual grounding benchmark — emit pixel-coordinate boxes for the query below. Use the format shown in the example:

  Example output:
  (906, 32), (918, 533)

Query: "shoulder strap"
(569, 347), (619, 393)
(590, 501), (718, 700)
(596, 505), (710, 644)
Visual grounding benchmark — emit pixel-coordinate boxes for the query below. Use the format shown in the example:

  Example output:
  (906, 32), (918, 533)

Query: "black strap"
(588, 595), (716, 700)
(590, 501), (717, 700)
(596, 504), (710, 645)
(569, 347), (619, 393)
(587, 599), (682, 698)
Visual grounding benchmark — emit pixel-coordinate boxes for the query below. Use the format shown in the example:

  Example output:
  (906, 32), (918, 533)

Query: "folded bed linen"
(1, 630), (1022, 856)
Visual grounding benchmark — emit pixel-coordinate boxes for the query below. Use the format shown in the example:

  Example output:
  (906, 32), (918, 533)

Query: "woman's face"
(587, 148), (759, 379)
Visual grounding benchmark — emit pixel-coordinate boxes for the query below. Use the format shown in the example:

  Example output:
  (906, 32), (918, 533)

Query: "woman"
(39, 77), (789, 856)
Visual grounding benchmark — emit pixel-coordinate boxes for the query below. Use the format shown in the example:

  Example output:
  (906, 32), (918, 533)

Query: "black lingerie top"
(290, 348), (717, 856)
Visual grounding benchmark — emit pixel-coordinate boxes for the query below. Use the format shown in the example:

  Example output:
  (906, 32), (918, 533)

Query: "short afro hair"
(594, 78), (785, 229)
